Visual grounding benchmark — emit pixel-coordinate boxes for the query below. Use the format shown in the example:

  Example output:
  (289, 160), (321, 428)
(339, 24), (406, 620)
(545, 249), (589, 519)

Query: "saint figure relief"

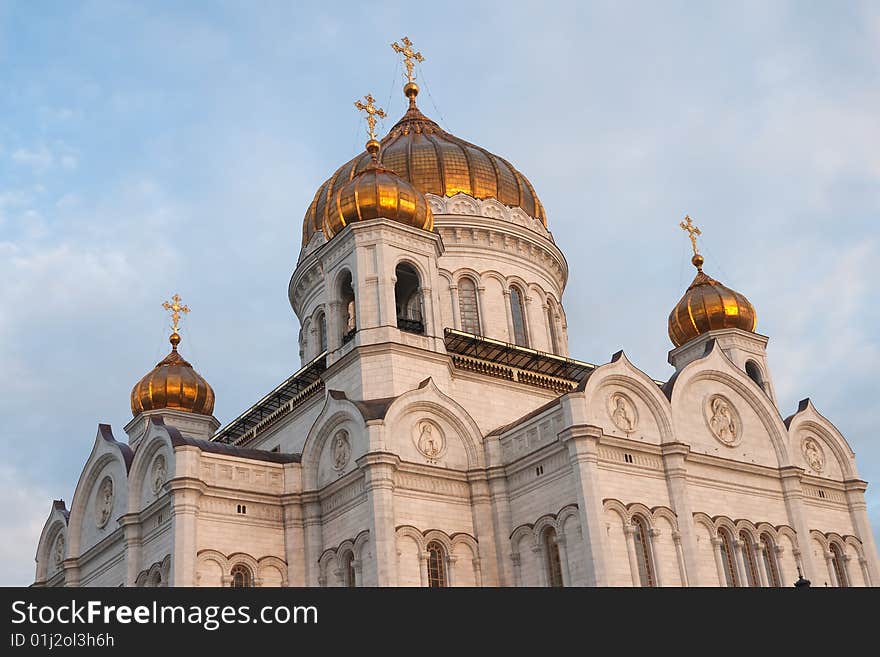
(803, 438), (824, 472)
(151, 455), (167, 495)
(54, 535), (65, 565)
(333, 431), (351, 471)
(96, 477), (114, 528)
(709, 397), (737, 443)
(417, 421), (441, 458)
(611, 395), (635, 433)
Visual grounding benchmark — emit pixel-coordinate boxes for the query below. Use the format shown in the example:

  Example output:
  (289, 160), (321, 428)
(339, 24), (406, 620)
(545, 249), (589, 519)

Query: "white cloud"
(12, 146), (54, 171)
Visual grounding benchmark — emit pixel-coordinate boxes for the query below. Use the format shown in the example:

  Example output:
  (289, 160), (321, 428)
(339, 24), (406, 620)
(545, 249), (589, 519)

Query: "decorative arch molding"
(666, 341), (791, 465)
(391, 254), (431, 287)
(426, 192), (550, 238)
(784, 399), (857, 480)
(381, 378), (485, 469)
(317, 530), (372, 587)
(582, 351), (675, 443)
(127, 426), (175, 514)
(66, 425), (133, 557)
(195, 550), (288, 587)
(135, 554), (171, 587)
(301, 393), (368, 491)
(601, 499), (680, 533)
(509, 504), (581, 587)
(394, 526), (481, 587)
(34, 500), (70, 585)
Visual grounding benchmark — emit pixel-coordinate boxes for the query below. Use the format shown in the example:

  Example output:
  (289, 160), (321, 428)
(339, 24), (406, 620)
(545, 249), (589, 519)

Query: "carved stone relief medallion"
(607, 392), (638, 434)
(801, 436), (825, 473)
(151, 454), (167, 495)
(94, 476), (114, 529)
(332, 430), (351, 472)
(54, 535), (65, 566)
(412, 419), (446, 463)
(704, 394), (741, 447)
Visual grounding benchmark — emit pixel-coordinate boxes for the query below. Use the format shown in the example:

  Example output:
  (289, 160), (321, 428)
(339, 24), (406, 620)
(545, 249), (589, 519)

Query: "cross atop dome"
(391, 36), (424, 84)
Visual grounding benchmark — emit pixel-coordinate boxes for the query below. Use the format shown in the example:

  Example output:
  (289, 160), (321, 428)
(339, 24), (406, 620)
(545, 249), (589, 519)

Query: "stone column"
(557, 535), (572, 586)
(672, 531), (689, 587)
(779, 466), (817, 582)
(558, 425), (608, 586)
(119, 513), (142, 587)
(352, 559), (362, 587)
(476, 285), (487, 335)
(449, 283), (460, 329)
(359, 452), (399, 586)
(168, 479), (203, 587)
(327, 301), (343, 352)
(502, 288), (514, 342)
(301, 493), (323, 587)
(824, 551), (838, 586)
(756, 545), (770, 587)
(711, 537), (726, 586)
(467, 472), (499, 587)
(732, 539), (748, 587)
(446, 555), (458, 587)
(649, 528), (663, 586)
(660, 442), (699, 585)
(421, 285), (435, 337)
(281, 494), (307, 587)
(623, 524), (641, 587)
(485, 434), (515, 586)
(511, 553), (522, 587)
(844, 479), (880, 585)
(532, 545), (547, 586)
(418, 551), (429, 587)
(62, 559), (80, 588)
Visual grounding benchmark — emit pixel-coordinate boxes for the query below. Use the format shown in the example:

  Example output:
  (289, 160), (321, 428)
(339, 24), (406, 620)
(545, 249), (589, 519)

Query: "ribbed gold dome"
(324, 140), (433, 238)
(131, 332), (215, 416)
(303, 88), (545, 246)
(668, 255), (757, 348)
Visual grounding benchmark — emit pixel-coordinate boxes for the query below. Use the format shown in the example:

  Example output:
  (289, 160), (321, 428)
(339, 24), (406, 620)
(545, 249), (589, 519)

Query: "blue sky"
(0, 0), (877, 586)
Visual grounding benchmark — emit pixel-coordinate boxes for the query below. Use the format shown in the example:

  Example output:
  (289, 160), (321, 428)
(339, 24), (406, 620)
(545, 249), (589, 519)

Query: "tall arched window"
(830, 543), (848, 588)
(509, 286), (528, 346)
(426, 541), (447, 588)
(543, 528), (564, 587)
(740, 532), (760, 587)
(546, 302), (559, 353)
(745, 360), (764, 390)
(230, 564), (254, 588)
(458, 277), (481, 334)
(317, 311), (327, 353)
(632, 515), (656, 587)
(342, 552), (356, 588)
(718, 528), (739, 587)
(760, 533), (781, 587)
(340, 271), (356, 343)
(395, 263), (424, 334)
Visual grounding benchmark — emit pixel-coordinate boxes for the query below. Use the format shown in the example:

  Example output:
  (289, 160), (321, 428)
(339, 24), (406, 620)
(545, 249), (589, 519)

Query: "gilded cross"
(391, 36), (425, 84)
(679, 215), (702, 256)
(354, 93), (386, 141)
(162, 293), (190, 333)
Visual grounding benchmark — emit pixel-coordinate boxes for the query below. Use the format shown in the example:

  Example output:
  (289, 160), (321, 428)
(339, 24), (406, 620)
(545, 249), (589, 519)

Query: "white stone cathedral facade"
(34, 61), (879, 588)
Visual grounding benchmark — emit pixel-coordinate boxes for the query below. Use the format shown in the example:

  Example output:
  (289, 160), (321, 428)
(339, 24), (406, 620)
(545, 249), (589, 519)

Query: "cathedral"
(33, 39), (879, 588)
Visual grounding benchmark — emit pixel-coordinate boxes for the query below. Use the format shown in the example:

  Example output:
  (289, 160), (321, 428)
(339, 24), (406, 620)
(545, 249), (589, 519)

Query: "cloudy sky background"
(0, 0), (877, 586)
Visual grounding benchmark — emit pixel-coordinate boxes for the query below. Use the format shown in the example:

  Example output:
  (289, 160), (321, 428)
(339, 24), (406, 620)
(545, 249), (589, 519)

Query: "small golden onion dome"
(323, 139), (433, 238)
(303, 83), (545, 247)
(130, 331), (215, 416)
(668, 254), (758, 348)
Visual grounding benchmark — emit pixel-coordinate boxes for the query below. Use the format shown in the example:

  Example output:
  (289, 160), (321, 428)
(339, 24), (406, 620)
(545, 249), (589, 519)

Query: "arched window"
(317, 311), (327, 353)
(546, 302), (559, 353)
(718, 528), (739, 587)
(509, 286), (528, 346)
(340, 271), (356, 343)
(149, 571), (162, 588)
(760, 533), (781, 587)
(830, 543), (848, 587)
(458, 277), (481, 334)
(395, 263), (424, 334)
(745, 360), (764, 390)
(543, 528), (564, 587)
(632, 515), (656, 587)
(740, 532), (760, 587)
(342, 552), (356, 588)
(230, 564), (254, 588)
(426, 541), (447, 588)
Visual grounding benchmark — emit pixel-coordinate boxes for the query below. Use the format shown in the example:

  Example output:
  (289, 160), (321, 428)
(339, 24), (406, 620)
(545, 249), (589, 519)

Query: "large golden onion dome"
(668, 253), (758, 348)
(324, 138), (433, 238)
(303, 83), (546, 246)
(131, 331), (215, 417)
